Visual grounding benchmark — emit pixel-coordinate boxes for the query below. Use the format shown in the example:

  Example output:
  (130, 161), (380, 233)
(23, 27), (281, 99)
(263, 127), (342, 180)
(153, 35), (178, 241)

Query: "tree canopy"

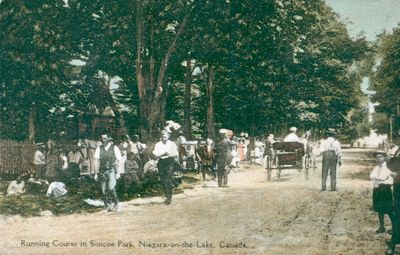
(0, 0), (371, 142)
(369, 25), (400, 141)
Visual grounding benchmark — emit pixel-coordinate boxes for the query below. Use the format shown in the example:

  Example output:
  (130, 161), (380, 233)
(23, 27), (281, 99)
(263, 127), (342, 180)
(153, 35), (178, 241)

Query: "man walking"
(319, 128), (342, 192)
(94, 133), (122, 212)
(153, 130), (178, 205)
(215, 129), (233, 187)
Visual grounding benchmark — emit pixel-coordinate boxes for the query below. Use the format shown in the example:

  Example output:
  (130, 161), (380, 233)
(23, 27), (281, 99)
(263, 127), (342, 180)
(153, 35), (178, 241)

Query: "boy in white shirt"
(370, 151), (394, 234)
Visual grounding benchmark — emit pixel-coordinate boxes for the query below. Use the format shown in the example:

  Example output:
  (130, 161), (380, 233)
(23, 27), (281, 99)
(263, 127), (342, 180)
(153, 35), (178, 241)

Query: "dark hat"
(373, 151), (387, 157)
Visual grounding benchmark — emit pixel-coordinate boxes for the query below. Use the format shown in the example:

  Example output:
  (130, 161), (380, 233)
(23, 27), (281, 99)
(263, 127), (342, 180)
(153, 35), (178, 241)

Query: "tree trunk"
(139, 94), (166, 142)
(184, 59), (192, 139)
(28, 103), (36, 143)
(135, 1), (190, 143)
(206, 65), (215, 139)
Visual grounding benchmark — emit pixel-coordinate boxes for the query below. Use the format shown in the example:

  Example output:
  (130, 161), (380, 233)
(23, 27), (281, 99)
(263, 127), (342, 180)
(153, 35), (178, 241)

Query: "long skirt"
(373, 184), (393, 214)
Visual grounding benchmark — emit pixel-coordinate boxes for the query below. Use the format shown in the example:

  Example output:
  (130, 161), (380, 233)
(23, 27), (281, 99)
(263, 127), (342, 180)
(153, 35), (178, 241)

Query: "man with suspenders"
(94, 133), (122, 212)
(319, 128), (342, 192)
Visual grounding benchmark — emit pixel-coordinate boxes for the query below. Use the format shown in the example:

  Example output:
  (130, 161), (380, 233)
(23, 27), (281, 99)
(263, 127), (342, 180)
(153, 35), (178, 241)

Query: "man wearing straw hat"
(284, 127), (300, 142)
(319, 128), (342, 192)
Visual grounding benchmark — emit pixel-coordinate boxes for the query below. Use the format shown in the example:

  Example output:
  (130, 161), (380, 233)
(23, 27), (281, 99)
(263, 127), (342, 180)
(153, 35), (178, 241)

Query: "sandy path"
(0, 148), (391, 255)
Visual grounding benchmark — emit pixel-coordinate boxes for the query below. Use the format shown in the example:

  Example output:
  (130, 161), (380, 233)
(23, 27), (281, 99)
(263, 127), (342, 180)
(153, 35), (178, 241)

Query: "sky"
(325, 0), (400, 41)
(324, 0), (400, 120)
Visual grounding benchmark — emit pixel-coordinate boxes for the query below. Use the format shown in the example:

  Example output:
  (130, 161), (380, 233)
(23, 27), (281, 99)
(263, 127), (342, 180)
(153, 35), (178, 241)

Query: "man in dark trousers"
(94, 133), (122, 212)
(319, 128), (342, 192)
(215, 129), (233, 188)
(152, 130), (179, 205)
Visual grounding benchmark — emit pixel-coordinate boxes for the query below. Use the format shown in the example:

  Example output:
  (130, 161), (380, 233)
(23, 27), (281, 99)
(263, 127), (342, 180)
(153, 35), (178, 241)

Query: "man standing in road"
(215, 129), (233, 188)
(319, 128), (342, 192)
(152, 130), (179, 205)
(94, 132), (122, 212)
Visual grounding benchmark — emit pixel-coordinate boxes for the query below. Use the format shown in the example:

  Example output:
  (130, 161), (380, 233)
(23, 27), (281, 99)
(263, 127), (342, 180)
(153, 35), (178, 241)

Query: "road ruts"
(0, 148), (392, 255)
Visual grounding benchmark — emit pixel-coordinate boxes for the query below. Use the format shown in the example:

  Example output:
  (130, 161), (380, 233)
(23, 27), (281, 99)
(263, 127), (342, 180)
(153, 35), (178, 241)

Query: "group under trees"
(369, 25), (400, 142)
(0, 0), (370, 143)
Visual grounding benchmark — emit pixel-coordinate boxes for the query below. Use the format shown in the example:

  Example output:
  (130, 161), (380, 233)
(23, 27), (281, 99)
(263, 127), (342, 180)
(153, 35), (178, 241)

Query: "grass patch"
(0, 172), (202, 217)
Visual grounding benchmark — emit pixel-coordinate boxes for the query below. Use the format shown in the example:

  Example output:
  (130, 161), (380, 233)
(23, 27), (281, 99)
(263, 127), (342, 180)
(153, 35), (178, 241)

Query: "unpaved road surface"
(0, 148), (392, 255)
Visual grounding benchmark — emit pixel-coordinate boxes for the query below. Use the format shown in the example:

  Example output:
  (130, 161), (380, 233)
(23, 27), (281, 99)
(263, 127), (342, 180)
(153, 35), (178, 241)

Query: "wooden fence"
(0, 140), (36, 178)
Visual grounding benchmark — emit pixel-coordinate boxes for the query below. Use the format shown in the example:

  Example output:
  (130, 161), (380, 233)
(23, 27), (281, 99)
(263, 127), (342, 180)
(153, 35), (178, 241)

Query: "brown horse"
(196, 143), (215, 181)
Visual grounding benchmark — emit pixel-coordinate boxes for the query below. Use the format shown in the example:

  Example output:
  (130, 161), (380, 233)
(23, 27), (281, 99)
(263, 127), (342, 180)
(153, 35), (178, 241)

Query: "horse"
(300, 130), (318, 169)
(196, 142), (216, 181)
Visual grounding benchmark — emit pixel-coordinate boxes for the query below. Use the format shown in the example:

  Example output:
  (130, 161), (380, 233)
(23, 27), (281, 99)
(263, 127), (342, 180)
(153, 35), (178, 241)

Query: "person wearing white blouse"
(153, 130), (178, 205)
(370, 151), (394, 234)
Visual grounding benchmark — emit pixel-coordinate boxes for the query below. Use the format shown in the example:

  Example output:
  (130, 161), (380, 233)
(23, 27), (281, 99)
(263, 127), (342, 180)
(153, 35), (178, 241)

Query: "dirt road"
(0, 148), (391, 255)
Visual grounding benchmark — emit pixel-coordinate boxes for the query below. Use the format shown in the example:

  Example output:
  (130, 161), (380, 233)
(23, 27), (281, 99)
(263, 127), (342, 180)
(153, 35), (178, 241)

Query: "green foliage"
(370, 26), (400, 137)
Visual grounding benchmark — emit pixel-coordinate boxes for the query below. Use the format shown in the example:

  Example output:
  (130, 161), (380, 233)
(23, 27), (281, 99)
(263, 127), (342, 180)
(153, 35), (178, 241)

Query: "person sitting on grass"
(25, 172), (49, 194)
(46, 178), (67, 198)
(370, 151), (395, 234)
(6, 175), (26, 196)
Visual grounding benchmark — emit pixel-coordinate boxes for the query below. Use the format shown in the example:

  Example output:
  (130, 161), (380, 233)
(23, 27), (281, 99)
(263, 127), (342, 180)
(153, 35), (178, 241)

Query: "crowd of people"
(5, 131), (150, 211)
(3, 124), (335, 208)
(7, 122), (400, 253)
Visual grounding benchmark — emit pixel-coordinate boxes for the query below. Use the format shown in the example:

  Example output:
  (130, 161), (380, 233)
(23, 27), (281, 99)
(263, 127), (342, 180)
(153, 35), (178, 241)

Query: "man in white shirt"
(34, 146), (46, 178)
(6, 175), (25, 196)
(370, 151), (394, 237)
(94, 133), (122, 212)
(153, 130), (178, 204)
(319, 128), (342, 192)
(284, 127), (300, 142)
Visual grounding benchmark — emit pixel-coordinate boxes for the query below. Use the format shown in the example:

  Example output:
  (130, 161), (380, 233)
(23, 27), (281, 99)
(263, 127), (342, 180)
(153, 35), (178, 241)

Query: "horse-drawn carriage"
(265, 141), (311, 181)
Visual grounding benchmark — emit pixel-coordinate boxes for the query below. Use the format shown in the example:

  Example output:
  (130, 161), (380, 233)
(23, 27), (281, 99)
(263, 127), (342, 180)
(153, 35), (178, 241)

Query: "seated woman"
(25, 172), (49, 194)
(6, 175), (26, 196)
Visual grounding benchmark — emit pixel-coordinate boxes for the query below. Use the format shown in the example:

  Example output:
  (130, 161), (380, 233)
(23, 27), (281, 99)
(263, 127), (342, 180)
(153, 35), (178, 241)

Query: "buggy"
(265, 141), (310, 181)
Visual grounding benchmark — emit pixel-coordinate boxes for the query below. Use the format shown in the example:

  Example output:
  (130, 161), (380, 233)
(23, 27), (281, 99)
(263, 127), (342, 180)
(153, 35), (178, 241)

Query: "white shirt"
(153, 140), (178, 159)
(94, 143), (122, 161)
(370, 162), (393, 187)
(284, 133), (300, 142)
(46, 181), (67, 198)
(319, 137), (342, 156)
(34, 150), (45, 165)
(7, 180), (25, 196)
